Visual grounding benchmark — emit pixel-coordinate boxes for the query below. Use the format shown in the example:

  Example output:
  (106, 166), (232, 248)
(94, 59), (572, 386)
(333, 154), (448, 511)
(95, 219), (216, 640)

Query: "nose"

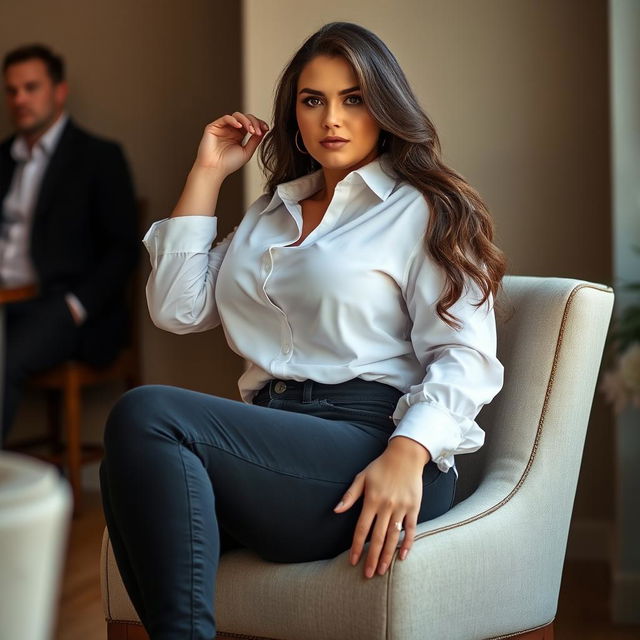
(321, 100), (344, 130)
(11, 90), (29, 106)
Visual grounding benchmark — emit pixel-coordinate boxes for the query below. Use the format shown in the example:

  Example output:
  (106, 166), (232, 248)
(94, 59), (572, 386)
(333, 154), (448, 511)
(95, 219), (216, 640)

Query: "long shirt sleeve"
(143, 215), (236, 333)
(389, 235), (504, 472)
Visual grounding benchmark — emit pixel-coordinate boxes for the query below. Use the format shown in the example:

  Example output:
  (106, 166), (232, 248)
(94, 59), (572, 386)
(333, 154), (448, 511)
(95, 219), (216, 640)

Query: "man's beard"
(15, 111), (56, 138)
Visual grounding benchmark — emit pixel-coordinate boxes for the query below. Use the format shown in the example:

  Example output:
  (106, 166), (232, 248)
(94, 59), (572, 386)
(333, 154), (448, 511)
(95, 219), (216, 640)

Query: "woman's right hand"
(194, 112), (270, 177)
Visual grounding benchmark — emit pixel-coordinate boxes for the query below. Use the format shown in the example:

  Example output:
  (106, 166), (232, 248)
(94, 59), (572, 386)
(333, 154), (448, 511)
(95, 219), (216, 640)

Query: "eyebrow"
(298, 85), (360, 96)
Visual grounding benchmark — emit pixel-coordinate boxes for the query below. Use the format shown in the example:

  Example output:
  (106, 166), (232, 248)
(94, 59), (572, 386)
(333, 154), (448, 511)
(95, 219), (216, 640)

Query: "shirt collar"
(258, 152), (398, 215)
(10, 111), (69, 163)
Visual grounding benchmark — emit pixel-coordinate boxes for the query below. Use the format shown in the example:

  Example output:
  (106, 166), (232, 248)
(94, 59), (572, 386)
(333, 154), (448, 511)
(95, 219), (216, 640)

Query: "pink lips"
(320, 139), (349, 149)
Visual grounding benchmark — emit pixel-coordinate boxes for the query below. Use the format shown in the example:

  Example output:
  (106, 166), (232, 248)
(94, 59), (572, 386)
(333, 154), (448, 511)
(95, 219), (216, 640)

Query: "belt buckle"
(274, 381), (287, 394)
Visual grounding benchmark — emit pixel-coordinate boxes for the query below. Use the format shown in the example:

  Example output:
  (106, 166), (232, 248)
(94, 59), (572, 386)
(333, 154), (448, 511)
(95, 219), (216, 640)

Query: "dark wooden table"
(0, 284), (38, 304)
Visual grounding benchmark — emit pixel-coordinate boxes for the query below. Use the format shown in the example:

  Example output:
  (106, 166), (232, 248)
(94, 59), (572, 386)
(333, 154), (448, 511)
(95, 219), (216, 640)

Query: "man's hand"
(333, 436), (430, 578)
(64, 293), (86, 326)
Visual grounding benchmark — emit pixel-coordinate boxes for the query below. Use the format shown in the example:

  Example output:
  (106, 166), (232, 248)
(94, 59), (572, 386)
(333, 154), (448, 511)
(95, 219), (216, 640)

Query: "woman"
(101, 21), (506, 639)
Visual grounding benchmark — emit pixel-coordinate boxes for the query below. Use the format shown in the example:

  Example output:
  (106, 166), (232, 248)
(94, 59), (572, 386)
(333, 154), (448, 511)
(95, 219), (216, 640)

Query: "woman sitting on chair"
(100, 21), (506, 639)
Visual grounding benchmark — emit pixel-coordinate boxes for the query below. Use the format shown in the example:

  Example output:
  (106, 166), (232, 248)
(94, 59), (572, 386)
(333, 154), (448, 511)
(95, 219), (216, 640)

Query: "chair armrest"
(386, 475), (562, 640)
(101, 527), (140, 623)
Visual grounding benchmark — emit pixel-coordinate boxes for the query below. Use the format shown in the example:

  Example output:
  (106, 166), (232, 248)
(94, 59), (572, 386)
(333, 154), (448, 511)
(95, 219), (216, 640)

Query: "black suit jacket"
(0, 118), (139, 365)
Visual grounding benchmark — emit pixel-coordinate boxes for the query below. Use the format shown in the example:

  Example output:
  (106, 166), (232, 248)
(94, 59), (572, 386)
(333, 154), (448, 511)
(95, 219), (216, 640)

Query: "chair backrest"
(454, 275), (614, 506)
(122, 198), (147, 355)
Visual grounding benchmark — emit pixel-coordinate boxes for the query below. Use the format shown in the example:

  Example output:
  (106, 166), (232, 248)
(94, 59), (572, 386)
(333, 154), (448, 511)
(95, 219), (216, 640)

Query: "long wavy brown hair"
(258, 21), (508, 330)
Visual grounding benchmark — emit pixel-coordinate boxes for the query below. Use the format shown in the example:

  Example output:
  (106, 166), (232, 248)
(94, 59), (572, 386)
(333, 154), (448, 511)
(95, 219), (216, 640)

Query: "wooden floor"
(55, 490), (107, 640)
(54, 491), (639, 640)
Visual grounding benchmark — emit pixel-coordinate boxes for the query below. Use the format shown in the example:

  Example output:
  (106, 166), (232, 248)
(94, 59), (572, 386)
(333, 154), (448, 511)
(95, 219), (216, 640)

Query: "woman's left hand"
(334, 436), (430, 579)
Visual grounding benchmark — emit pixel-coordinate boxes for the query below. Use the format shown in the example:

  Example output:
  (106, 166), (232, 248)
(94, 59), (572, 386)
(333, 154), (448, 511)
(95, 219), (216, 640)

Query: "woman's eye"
(301, 95), (363, 107)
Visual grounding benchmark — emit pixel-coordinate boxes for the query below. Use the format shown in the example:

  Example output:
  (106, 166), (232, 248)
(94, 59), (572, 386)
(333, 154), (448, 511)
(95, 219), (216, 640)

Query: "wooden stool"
(24, 349), (140, 513)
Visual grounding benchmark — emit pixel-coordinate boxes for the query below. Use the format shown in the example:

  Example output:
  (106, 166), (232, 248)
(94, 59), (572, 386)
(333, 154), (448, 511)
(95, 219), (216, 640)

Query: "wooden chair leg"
(63, 366), (82, 515)
(45, 389), (63, 459)
(107, 621), (149, 639)
(107, 621), (274, 639)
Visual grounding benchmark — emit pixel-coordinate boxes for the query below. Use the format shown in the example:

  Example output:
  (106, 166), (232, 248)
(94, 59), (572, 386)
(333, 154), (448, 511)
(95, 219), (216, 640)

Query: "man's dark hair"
(3, 44), (65, 84)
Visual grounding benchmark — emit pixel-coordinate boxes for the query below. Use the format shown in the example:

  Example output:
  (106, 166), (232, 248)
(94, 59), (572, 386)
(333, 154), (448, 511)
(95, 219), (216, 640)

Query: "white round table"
(0, 451), (72, 639)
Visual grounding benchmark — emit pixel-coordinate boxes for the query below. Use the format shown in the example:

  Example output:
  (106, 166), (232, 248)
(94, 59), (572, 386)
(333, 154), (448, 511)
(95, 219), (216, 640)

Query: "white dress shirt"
(0, 111), (86, 322)
(143, 153), (504, 476)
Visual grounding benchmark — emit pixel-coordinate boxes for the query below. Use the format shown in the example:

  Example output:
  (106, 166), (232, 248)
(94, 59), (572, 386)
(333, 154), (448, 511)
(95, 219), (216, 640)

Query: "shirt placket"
(261, 185), (349, 378)
(260, 246), (293, 378)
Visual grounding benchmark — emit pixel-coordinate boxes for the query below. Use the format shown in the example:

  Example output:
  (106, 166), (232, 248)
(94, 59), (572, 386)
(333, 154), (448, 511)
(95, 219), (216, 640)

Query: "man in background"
(0, 44), (138, 443)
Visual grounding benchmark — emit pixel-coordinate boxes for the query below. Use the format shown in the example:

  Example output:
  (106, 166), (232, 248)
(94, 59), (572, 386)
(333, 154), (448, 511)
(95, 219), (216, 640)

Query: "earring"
(380, 135), (388, 150)
(295, 129), (309, 154)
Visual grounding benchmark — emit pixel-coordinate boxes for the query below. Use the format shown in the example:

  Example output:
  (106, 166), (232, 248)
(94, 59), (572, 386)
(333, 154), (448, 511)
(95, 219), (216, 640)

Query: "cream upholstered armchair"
(100, 275), (614, 640)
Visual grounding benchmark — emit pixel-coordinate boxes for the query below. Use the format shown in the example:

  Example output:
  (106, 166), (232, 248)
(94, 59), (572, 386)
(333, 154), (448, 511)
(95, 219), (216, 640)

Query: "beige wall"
(243, 0), (613, 530)
(1, 0), (245, 454)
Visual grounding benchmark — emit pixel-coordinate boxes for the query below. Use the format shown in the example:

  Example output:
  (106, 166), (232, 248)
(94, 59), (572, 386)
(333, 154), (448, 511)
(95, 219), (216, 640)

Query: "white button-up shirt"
(143, 153), (504, 475)
(0, 112), (69, 286)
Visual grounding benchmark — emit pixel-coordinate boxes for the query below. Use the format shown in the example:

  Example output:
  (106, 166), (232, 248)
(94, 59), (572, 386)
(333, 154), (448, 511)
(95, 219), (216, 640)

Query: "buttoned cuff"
(389, 401), (463, 474)
(142, 216), (218, 258)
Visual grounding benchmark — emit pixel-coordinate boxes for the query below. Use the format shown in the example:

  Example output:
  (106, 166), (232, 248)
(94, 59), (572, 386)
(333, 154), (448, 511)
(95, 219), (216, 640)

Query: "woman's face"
(295, 55), (380, 172)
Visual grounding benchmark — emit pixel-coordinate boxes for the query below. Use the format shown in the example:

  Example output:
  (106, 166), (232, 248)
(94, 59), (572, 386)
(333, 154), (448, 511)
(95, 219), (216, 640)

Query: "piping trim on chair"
(384, 281), (612, 640)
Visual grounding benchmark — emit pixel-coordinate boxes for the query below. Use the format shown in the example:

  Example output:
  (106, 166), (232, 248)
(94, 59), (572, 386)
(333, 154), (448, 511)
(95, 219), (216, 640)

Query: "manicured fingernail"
(334, 501), (344, 511)
(250, 125), (255, 133)
(350, 553), (358, 566)
(261, 123), (269, 130)
(365, 566), (374, 579)
(400, 549), (408, 560)
(378, 562), (388, 575)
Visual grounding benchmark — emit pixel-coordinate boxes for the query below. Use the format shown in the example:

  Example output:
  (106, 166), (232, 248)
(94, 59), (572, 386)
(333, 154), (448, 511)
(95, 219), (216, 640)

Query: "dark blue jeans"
(100, 378), (457, 639)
